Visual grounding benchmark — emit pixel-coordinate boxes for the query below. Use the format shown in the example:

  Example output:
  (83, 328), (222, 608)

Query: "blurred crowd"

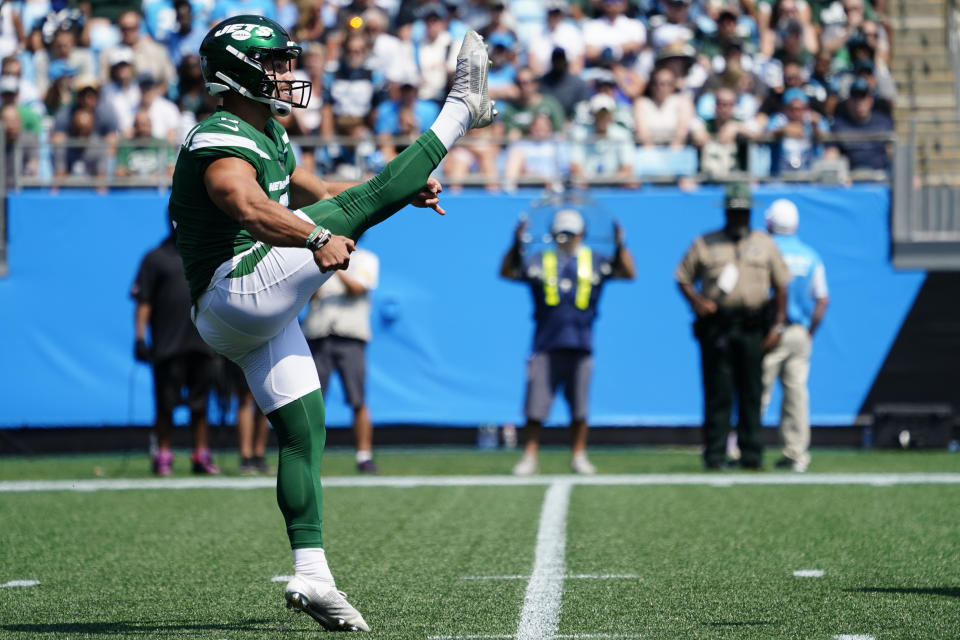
(0, 0), (896, 187)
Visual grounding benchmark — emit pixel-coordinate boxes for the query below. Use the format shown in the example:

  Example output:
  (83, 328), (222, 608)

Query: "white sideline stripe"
(833, 635), (875, 640)
(793, 569), (824, 578)
(2, 473), (960, 493)
(271, 575), (294, 583)
(517, 481), (571, 640)
(0, 580), (39, 588)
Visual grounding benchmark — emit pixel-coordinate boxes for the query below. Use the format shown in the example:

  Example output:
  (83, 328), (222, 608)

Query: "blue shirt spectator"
(828, 80), (893, 172)
(766, 87), (829, 174)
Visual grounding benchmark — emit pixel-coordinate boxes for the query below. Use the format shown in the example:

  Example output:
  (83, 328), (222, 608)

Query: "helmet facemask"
(206, 45), (312, 117)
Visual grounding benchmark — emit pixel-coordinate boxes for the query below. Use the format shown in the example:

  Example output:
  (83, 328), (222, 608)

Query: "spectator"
(759, 60), (825, 123)
(574, 69), (634, 129)
(1, 55), (40, 111)
(653, 39), (708, 97)
(115, 109), (176, 179)
(501, 208), (635, 475)
(583, 0), (646, 67)
(302, 247), (382, 474)
(761, 198), (829, 474)
(138, 73), (181, 144)
(375, 74), (440, 162)
(33, 26), (95, 96)
(53, 106), (108, 182)
(699, 5), (749, 69)
(132, 230), (220, 476)
(321, 33), (382, 168)
(0, 74), (42, 136)
(43, 60), (78, 117)
(0, 0), (24, 59)
(501, 68), (566, 140)
(441, 127), (500, 191)
(166, 0), (206, 67)
(291, 42), (326, 174)
(633, 66), (695, 149)
(528, 1), (585, 76)
(826, 77), (892, 172)
(835, 56), (894, 111)
(100, 10), (176, 91)
(101, 47), (140, 137)
(175, 54), (215, 118)
(766, 87), (830, 174)
(773, 19), (813, 67)
(51, 75), (121, 151)
(503, 111), (569, 191)
(648, 0), (696, 54)
(486, 31), (520, 104)
(569, 93), (635, 186)
(363, 7), (417, 83)
(415, 3), (455, 104)
(764, 0), (819, 58)
(675, 182), (791, 470)
(539, 48), (589, 118)
(1, 103), (38, 187)
(691, 85), (754, 175)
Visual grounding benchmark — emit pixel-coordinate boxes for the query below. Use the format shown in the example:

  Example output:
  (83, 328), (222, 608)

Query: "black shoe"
(738, 460), (765, 471)
(357, 459), (379, 474)
(704, 461), (726, 471)
(239, 457), (259, 476)
(774, 457), (794, 470)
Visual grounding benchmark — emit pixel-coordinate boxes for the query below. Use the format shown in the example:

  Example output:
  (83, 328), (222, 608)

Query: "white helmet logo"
(232, 30), (251, 41)
(254, 26), (274, 37)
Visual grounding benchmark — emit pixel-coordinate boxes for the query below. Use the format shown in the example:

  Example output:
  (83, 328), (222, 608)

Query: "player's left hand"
(411, 176), (445, 215)
(762, 328), (782, 352)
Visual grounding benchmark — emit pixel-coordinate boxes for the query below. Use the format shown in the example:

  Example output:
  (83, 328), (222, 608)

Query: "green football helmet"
(199, 15), (311, 117)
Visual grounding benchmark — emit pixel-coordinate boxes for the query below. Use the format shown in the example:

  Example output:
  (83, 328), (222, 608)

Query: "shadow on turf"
(848, 587), (960, 598)
(0, 620), (286, 635)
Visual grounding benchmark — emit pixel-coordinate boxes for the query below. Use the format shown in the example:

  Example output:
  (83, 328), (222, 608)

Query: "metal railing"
(0, 129), (895, 277)
(892, 118), (960, 269)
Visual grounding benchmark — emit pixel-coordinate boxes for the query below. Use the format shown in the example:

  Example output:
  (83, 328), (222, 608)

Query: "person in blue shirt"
(761, 198), (829, 473)
(374, 74), (440, 162)
(500, 208), (635, 475)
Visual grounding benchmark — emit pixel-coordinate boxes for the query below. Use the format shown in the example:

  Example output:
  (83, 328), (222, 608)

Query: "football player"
(169, 15), (495, 631)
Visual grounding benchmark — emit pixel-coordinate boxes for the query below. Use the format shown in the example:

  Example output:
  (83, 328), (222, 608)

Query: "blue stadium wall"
(0, 185), (928, 429)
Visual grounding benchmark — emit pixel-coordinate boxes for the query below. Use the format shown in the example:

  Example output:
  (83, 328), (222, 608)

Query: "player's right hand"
(514, 219), (528, 245)
(693, 297), (718, 318)
(134, 339), (152, 363)
(313, 234), (355, 272)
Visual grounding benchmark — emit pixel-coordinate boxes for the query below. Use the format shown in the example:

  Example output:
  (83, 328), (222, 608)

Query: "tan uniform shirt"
(675, 229), (791, 309)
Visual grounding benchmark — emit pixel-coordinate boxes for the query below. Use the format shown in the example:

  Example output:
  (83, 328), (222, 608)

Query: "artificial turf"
(1, 448), (959, 639)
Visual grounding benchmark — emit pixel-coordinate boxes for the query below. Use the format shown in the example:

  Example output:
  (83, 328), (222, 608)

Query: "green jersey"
(169, 108), (296, 303)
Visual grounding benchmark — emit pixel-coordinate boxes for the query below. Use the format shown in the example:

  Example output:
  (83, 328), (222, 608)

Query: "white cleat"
(284, 575), (370, 632)
(512, 455), (539, 476)
(570, 455), (597, 475)
(448, 30), (496, 129)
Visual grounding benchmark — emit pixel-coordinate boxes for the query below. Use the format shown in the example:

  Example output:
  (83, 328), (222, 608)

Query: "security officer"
(675, 183), (791, 470)
(501, 208), (635, 475)
(761, 198), (829, 473)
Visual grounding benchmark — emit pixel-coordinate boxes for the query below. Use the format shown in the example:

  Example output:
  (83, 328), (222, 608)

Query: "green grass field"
(2, 447), (959, 640)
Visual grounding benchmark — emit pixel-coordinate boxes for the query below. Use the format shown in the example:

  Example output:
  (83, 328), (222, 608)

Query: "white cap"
(107, 46), (134, 67)
(552, 208), (585, 235)
(765, 198), (799, 234)
(589, 93), (616, 114)
(0, 75), (18, 94)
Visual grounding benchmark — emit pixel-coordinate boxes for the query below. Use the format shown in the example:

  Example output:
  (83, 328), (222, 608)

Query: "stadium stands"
(0, 0), (900, 189)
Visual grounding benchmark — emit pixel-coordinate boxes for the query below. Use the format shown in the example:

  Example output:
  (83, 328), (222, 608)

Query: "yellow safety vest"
(543, 247), (593, 310)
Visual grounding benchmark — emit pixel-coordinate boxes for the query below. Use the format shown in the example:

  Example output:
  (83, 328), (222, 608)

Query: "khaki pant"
(761, 324), (811, 467)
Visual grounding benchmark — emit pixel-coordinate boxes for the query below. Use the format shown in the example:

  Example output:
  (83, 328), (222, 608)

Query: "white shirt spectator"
(147, 94), (182, 142)
(582, 14), (645, 61)
(101, 82), (141, 135)
(528, 20), (584, 74)
(417, 30), (454, 103)
(0, 2), (21, 59)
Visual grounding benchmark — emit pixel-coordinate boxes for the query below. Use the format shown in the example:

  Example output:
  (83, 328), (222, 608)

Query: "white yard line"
(833, 635), (876, 640)
(793, 569), (824, 578)
(2, 473), (960, 493)
(516, 481), (572, 640)
(0, 580), (39, 588)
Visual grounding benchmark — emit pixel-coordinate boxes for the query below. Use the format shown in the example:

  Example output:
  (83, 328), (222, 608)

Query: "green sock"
(267, 389), (326, 549)
(300, 130), (447, 240)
